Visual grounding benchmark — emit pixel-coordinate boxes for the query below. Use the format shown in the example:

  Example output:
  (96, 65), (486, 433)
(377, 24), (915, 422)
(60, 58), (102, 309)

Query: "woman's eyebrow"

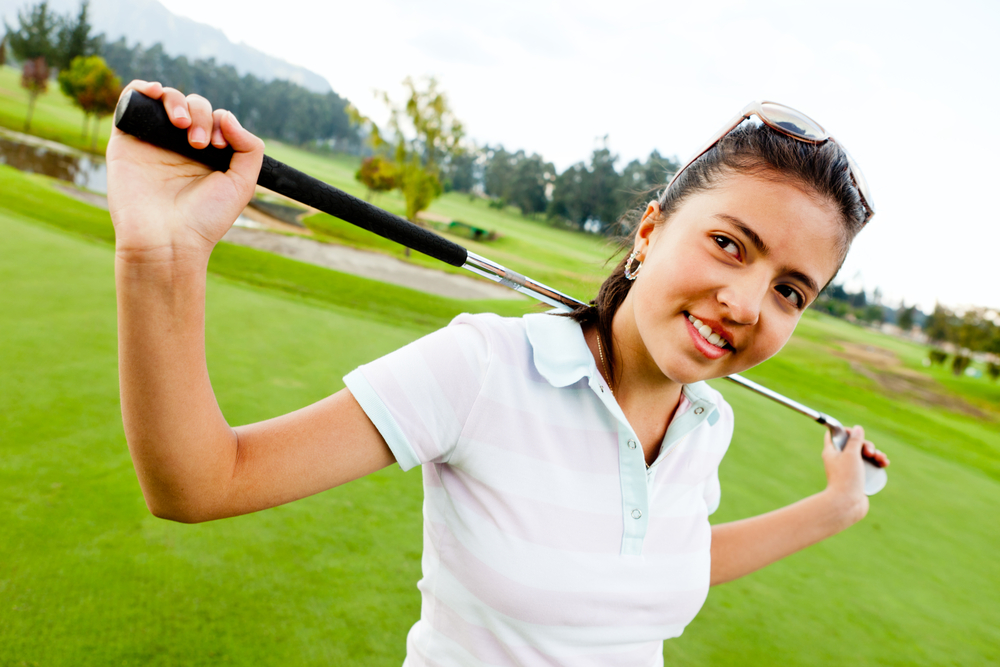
(714, 214), (770, 256)
(785, 269), (819, 297)
(714, 213), (820, 295)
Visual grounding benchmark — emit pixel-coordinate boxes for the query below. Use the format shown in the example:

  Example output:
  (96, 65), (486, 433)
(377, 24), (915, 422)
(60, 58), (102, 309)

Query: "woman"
(108, 82), (889, 666)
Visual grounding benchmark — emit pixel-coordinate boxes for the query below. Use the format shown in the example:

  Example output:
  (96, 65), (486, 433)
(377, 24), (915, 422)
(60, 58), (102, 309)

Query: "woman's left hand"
(822, 425), (890, 522)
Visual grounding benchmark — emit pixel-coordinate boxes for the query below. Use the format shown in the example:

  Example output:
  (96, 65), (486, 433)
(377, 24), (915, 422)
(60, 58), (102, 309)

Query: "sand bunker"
(833, 342), (991, 419)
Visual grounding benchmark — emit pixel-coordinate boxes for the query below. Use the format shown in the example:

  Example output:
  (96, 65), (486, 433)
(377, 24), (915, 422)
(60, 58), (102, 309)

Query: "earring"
(624, 249), (642, 281)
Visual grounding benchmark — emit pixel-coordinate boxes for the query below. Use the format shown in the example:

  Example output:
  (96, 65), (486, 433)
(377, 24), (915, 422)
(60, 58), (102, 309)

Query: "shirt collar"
(523, 312), (596, 388)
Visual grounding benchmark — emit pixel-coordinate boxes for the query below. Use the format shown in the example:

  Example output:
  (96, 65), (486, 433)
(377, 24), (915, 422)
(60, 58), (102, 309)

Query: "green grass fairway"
(0, 60), (612, 299)
(1, 165), (999, 665)
(266, 140), (614, 299)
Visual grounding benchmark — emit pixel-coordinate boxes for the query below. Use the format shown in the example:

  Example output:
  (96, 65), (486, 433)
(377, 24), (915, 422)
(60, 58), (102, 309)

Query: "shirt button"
(631, 509), (642, 519)
(694, 407), (705, 415)
(627, 439), (637, 450)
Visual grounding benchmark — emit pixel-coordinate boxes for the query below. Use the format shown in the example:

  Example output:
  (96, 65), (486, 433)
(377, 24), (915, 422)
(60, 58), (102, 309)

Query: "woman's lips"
(684, 313), (732, 360)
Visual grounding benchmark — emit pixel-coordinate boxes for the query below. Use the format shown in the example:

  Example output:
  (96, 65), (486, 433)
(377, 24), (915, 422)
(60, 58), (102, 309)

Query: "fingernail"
(174, 107), (189, 121)
(228, 111), (243, 130)
(191, 127), (207, 145)
(212, 129), (225, 147)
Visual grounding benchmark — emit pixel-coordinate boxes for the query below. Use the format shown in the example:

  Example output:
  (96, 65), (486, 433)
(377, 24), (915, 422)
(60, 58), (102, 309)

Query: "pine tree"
(5, 1), (59, 131)
(55, 1), (101, 70)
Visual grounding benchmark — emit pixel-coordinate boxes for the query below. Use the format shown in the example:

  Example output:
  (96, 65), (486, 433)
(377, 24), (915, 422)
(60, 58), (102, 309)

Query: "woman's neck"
(584, 312), (683, 462)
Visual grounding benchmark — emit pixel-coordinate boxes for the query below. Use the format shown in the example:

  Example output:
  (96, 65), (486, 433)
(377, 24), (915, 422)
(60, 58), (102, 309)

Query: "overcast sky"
(158, 0), (999, 312)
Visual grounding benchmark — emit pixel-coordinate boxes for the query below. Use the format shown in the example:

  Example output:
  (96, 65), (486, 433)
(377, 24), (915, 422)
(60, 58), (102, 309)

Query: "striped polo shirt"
(344, 311), (734, 666)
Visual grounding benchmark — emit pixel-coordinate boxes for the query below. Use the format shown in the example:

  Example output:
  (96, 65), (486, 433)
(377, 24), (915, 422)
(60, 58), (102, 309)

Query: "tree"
(388, 76), (464, 174)
(353, 77), (465, 223)
(987, 362), (1000, 382)
(897, 304), (918, 332)
(483, 145), (514, 202)
(482, 146), (554, 216)
(5, 1), (59, 131)
(989, 325), (1000, 356)
(59, 55), (120, 148)
(20, 56), (49, 130)
(355, 155), (399, 200)
(923, 303), (953, 343)
(83, 58), (121, 150)
(443, 148), (479, 193)
(548, 142), (623, 233)
(0, 33), (8, 67)
(619, 150), (681, 209)
(858, 303), (885, 324)
(588, 143), (622, 227)
(399, 160), (441, 222)
(58, 53), (94, 138)
(507, 152), (554, 216)
(955, 308), (993, 352)
(54, 0), (100, 71)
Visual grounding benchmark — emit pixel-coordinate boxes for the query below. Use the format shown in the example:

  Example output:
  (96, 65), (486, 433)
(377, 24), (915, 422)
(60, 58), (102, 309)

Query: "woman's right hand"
(107, 80), (264, 265)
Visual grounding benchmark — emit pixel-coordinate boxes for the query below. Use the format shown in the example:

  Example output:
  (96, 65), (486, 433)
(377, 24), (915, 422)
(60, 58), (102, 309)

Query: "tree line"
(355, 82), (680, 235)
(101, 38), (359, 149)
(923, 304), (1000, 378)
(2, 1), (360, 150)
(2, 0), (109, 135)
(449, 140), (679, 234)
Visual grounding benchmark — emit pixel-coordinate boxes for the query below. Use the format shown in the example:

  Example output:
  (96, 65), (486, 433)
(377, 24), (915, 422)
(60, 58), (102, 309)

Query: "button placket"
(618, 427), (649, 555)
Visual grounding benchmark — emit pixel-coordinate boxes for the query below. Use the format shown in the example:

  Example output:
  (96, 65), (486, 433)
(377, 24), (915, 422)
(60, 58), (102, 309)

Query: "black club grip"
(114, 88), (235, 171)
(256, 157), (468, 267)
(113, 89), (470, 267)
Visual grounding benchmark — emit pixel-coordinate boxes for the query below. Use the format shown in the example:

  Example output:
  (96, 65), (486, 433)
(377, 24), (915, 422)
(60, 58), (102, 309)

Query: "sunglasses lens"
(759, 102), (826, 141)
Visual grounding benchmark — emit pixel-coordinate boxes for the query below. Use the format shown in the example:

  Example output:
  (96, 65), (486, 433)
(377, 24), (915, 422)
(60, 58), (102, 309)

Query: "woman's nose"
(717, 276), (768, 325)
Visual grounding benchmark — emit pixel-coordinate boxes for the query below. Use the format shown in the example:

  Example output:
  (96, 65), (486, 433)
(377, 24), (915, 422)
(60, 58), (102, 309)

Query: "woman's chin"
(659, 362), (728, 386)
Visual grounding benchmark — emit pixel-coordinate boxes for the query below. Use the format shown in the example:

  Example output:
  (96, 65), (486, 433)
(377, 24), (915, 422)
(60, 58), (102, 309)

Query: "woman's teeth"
(687, 314), (730, 349)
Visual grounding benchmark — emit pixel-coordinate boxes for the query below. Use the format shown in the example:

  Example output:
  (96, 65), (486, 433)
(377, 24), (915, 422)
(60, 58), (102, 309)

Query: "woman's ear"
(633, 201), (662, 259)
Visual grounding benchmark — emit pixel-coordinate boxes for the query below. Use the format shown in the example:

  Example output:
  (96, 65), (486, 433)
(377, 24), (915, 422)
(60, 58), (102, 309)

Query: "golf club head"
(826, 418), (888, 496)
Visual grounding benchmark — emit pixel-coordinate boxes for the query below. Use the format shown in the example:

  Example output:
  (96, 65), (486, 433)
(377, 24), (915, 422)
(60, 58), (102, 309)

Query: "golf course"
(1, 64), (999, 665)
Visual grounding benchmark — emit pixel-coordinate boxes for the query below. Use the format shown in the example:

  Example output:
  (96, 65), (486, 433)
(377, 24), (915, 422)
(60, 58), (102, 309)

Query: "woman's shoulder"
(447, 311), (582, 376)
(448, 311), (570, 347)
(448, 311), (538, 332)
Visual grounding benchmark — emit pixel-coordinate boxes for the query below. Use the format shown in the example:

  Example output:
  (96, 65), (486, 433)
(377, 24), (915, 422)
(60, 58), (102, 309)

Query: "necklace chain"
(597, 331), (651, 469)
(596, 331), (613, 395)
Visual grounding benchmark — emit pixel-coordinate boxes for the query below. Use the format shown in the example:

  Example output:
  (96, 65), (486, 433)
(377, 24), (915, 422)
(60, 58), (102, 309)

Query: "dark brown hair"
(569, 121), (868, 389)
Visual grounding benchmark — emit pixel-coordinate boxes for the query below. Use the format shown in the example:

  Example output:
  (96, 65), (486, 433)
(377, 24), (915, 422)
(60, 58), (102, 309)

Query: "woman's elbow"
(142, 492), (218, 524)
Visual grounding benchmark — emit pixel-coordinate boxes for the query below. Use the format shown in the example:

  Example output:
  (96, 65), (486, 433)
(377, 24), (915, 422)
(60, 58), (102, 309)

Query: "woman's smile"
(684, 312), (734, 359)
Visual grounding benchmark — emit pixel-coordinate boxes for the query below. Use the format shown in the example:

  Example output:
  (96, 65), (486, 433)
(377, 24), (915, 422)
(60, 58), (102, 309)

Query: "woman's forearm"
(709, 489), (866, 586)
(116, 248), (238, 522)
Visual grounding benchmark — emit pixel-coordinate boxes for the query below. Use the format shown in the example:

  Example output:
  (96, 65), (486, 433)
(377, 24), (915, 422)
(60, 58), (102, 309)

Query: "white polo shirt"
(345, 311), (734, 667)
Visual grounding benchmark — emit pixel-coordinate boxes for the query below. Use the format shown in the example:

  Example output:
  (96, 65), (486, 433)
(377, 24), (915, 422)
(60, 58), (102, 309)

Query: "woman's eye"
(776, 285), (804, 309)
(713, 235), (740, 258)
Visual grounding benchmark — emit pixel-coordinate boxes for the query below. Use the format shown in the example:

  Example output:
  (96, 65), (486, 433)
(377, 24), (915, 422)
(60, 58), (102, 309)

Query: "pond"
(0, 128), (107, 194)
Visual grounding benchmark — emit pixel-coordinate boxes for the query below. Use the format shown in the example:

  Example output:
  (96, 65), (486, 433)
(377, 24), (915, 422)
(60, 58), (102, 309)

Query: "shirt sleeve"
(344, 314), (492, 471)
(703, 397), (734, 516)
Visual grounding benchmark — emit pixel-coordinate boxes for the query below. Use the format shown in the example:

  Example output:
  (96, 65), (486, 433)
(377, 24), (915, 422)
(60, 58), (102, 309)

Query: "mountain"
(0, 0), (331, 93)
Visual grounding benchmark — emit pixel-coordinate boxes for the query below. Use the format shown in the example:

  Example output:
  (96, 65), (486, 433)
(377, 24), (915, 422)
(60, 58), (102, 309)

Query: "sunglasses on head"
(664, 101), (875, 225)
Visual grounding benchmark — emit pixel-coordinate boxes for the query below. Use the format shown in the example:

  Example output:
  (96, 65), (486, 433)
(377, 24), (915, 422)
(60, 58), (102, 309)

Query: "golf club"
(113, 89), (888, 495)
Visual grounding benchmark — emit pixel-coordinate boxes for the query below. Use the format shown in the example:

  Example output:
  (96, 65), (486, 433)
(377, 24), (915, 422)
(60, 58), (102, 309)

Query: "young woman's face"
(619, 171), (845, 385)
